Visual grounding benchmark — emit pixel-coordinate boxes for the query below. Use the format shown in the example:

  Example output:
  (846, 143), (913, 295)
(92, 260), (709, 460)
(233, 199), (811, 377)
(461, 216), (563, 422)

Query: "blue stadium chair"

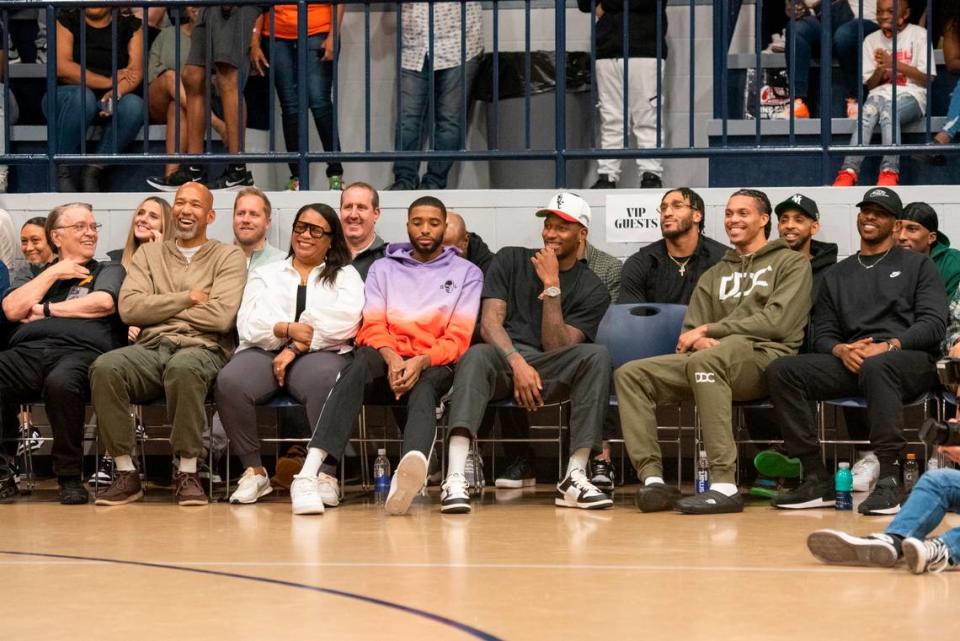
(596, 303), (688, 485)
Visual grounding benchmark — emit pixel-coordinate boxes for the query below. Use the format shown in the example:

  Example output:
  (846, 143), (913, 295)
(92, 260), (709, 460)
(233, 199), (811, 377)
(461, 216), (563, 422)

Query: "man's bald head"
(443, 211), (469, 257)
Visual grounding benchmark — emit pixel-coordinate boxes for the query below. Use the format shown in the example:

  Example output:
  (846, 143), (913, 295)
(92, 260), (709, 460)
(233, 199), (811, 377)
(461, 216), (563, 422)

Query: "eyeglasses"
(293, 221), (332, 239)
(55, 222), (102, 234)
(657, 202), (693, 215)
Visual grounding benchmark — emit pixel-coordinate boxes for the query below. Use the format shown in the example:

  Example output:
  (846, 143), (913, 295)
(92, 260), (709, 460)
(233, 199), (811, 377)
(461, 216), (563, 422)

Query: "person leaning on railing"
(44, 6), (145, 193)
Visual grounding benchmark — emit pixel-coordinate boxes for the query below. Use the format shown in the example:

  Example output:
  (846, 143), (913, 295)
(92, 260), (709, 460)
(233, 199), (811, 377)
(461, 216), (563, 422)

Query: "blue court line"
(0, 549), (504, 641)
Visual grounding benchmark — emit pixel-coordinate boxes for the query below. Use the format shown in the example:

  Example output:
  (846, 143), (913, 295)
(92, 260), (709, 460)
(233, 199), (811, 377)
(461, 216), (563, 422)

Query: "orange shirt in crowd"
(262, 4), (332, 39)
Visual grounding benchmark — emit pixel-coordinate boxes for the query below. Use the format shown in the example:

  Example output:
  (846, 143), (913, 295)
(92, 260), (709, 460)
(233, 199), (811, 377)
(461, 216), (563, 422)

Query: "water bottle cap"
(377, 448), (386, 456)
(838, 462), (850, 469)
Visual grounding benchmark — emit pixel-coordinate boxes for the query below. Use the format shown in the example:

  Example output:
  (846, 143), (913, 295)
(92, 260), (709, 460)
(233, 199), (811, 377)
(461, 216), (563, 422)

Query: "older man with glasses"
(0, 202), (126, 504)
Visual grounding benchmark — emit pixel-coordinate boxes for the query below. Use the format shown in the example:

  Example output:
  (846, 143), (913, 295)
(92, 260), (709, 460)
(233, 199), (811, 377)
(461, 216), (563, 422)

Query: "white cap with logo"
(536, 192), (591, 230)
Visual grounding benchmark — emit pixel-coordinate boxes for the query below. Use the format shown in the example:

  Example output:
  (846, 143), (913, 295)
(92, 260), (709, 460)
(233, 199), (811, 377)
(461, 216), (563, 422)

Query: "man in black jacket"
(619, 187), (728, 305)
(766, 188), (947, 516)
(579, 0), (668, 189)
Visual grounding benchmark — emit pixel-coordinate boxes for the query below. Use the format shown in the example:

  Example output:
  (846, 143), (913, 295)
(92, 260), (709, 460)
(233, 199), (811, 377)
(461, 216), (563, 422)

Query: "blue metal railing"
(0, 0), (954, 191)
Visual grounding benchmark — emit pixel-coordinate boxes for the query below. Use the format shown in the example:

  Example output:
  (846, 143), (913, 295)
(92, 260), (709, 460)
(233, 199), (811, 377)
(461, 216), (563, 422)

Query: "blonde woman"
(108, 196), (171, 268)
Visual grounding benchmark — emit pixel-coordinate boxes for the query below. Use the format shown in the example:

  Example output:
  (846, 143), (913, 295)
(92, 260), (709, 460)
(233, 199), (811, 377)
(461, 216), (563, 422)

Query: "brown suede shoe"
(94, 470), (143, 506)
(175, 471), (208, 506)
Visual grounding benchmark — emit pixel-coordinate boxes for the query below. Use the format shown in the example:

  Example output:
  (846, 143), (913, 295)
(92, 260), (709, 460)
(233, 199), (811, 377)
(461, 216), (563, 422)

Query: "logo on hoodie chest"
(441, 280), (458, 294)
(718, 266), (773, 301)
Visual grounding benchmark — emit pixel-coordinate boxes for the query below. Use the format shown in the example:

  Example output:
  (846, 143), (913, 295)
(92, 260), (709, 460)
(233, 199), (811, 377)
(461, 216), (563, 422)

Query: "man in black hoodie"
(767, 187), (947, 516)
(579, 0), (668, 189)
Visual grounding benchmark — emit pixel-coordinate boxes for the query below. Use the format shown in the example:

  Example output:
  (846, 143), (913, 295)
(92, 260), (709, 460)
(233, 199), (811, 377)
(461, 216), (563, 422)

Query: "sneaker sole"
(753, 451), (802, 479)
(773, 497), (836, 510)
(902, 538), (933, 574)
(494, 478), (536, 489)
(635, 488), (681, 513)
(145, 180), (181, 192)
(229, 484), (273, 505)
(385, 455), (427, 516)
(94, 489), (144, 506)
(859, 504), (901, 516)
(807, 530), (898, 567)
(555, 495), (613, 510)
(292, 501), (325, 515)
(440, 501), (472, 514)
(178, 497), (209, 506)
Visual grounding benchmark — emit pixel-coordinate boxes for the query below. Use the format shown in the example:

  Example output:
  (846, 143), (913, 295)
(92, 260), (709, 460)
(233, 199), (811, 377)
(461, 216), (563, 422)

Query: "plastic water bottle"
(373, 448), (391, 505)
(835, 462), (853, 511)
(695, 449), (710, 494)
(903, 453), (919, 494)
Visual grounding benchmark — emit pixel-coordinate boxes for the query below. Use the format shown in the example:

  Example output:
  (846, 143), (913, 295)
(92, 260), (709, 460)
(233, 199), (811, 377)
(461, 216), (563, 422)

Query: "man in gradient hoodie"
(290, 196), (483, 517)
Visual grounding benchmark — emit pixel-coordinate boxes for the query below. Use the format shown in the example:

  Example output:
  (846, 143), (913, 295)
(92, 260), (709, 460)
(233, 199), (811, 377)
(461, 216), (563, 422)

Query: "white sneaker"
(903, 537), (956, 574)
(852, 452), (880, 492)
(440, 472), (471, 514)
(317, 472), (340, 507)
(555, 467), (613, 509)
(385, 451), (427, 516)
(229, 467), (272, 504)
(291, 474), (325, 515)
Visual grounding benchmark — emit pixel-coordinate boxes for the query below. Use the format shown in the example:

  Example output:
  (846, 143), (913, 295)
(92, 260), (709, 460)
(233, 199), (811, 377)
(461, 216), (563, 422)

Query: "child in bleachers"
(833, 0), (935, 187)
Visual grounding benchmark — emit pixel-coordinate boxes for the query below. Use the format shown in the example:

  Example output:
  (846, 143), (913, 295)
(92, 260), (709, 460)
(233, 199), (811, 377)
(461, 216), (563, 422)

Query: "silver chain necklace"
(857, 246), (892, 270)
(667, 254), (692, 277)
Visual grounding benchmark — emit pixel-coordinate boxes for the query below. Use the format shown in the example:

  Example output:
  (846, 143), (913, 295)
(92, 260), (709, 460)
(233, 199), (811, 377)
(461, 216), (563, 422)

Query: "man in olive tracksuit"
(615, 189), (812, 514)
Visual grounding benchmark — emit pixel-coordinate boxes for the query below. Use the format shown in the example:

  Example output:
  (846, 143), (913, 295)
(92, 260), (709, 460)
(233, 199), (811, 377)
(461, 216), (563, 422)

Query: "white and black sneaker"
(858, 476), (902, 515)
(208, 165), (254, 191)
(87, 455), (115, 487)
(385, 451), (428, 516)
(146, 166), (205, 191)
(555, 467), (613, 510)
(903, 537), (956, 574)
(589, 457), (615, 493)
(440, 472), (472, 514)
(15, 424), (42, 456)
(807, 529), (900, 567)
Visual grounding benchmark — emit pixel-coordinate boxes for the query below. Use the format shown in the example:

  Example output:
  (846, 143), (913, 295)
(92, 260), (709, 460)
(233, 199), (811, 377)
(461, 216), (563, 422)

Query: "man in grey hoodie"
(615, 189), (812, 515)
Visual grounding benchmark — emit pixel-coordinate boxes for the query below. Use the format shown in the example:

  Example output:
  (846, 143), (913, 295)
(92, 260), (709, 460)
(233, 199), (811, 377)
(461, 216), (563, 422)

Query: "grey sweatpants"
(446, 343), (611, 452)
(614, 336), (770, 484)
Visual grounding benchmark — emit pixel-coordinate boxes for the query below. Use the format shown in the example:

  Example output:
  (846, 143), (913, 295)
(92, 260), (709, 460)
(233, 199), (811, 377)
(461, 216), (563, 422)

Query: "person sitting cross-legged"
(442, 192), (614, 514)
(290, 196), (482, 516)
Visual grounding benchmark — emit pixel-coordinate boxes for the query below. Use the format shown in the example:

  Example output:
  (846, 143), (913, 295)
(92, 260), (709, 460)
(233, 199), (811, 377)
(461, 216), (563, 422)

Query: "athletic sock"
(179, 457), (197, 474)
(447, 435), (471, 477)
(566, 448), (590, 477)
(114, 455), (135, 472)
(300, 448), (327, 477)
(644, 476), (665, 486)
(709, 482), (738, 497)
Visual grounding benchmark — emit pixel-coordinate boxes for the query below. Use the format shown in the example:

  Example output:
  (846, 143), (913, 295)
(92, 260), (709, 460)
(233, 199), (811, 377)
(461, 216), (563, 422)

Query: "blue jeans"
(42, 85), (144, 157)
(268, 34), (342, 179)
(943, 84), (960, 138)
(785, 2), (878, 98)
(393, 57), (479, 188)
(886, 469), (960, 565)
(841, 92), (922, 174)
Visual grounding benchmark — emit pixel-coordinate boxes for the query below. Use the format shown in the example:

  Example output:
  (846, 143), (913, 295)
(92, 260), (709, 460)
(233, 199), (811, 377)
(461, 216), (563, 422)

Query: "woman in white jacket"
(216, 203), (365, 504)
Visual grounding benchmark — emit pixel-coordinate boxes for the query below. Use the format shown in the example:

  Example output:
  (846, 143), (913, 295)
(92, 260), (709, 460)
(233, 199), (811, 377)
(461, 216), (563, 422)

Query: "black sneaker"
(806, 529), (900, 567)
(771, 475), (836, 510)
(209, 165), (254, 191)
(0, 462), (17, 502)
(88, 455), (114, 487)
(640, 172), (663, 188)
(494, 457), (536, 489)
(589, 457), (615, 493)
(591, 175), (616, 189)
(675, 489), (744, 514)
(858, 476), (902, 515)
(59, 477), (89, 505)
(386, 178), (418, 191)
(635, 482), (681, 512)
(146, 166), (205, 191)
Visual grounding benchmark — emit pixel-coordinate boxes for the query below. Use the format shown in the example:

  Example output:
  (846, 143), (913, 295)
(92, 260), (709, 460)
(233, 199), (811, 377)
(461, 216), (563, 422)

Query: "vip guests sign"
(604, 194), (663, 243)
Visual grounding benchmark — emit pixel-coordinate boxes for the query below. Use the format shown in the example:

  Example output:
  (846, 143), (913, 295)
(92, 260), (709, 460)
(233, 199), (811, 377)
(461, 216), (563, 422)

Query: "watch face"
(544, 286), (561, 297)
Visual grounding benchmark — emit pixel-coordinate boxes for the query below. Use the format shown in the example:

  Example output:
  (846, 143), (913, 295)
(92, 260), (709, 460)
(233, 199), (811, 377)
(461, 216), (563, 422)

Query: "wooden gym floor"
(1, 485), (957, 641)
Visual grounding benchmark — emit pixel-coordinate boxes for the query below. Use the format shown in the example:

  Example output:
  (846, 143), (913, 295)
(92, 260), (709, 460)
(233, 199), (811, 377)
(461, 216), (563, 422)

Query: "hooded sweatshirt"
(684, 238), (813, 362)
(930, 241), (960, 298)
(355, 243), (483, 367)
(119, 239), (247, 359)
(803, 239), (839, 353)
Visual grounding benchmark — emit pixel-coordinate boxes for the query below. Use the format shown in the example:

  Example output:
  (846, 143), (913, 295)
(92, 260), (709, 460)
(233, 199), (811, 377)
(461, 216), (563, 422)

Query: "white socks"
(446, 435), (471, 477)
(114, 455), (135, 472)
(566, 448), (591, 477)
(179, 457), (197, 474)
(300, 448), (327, 477)
(644, 476), (665, 486)
(710, 482), (738, 497)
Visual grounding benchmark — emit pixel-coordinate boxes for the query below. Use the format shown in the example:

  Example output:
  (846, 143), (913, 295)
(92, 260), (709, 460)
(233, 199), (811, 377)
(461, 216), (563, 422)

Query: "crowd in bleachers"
(0, 1), (956, 191)
(0, 179), (960, 573)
